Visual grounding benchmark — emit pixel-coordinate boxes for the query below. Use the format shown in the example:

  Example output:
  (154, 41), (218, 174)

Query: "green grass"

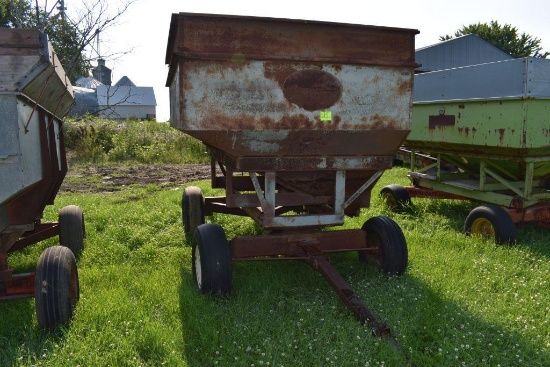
(1, 167), (549, 366)
(63, 118), (209, 164)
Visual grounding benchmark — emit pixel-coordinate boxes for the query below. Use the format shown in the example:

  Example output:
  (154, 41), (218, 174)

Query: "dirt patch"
(61, 164), (210, 193)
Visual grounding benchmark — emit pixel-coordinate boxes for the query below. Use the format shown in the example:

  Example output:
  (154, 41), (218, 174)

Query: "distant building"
(70, 61), (156, 120)
(415, 34), (513, 73)
(92, 58), (112, 85)
(96, 77), (156, 120)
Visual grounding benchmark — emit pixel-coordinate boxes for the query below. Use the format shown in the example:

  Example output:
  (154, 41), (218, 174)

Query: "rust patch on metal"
(282, 69), (342, 111)
(169, 14), (418, 67)
(397, 78), (413, 95)
(199, 112), (341, 131)
(263, 62), (305, 89)
(279, 114), (319, 129)
(369, 114), (385, 129)
(429, 115), (455, 129)
(498, 128), (506, 145)
(368, 114), (399, 130)
(458, 127), (470, 137)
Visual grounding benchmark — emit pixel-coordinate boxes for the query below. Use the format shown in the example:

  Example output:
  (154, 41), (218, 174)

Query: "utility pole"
(57, 0), (67, 21)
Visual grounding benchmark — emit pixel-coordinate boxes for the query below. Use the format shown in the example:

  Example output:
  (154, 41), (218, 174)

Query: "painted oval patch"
(282, 70), (342, 111)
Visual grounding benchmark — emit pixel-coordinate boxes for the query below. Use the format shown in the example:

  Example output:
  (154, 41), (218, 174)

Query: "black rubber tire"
(464, 205), (517, 245)
(183, 186), (205, 235)
(59, 205), (85, 258)
(380, 185), (411, 212)
(359, 216), (408, 274)
(192, 224), (232, 295)
(35, 246), (79, 330)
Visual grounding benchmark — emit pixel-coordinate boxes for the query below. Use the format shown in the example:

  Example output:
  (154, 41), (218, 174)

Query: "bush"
(63, 118), (209, 164)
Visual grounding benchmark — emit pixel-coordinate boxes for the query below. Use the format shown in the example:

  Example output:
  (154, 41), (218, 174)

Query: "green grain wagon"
(382, 57), (550, 244)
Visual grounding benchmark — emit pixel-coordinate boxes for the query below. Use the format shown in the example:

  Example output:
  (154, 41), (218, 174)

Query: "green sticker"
(320, 110), (332, 121)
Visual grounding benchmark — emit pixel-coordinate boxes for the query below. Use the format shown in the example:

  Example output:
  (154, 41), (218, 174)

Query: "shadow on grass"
(0, 298), (70, 365)
(515, 223), (550, 259)
(178, 249), (550, 366)
(398, 197), (550, 256)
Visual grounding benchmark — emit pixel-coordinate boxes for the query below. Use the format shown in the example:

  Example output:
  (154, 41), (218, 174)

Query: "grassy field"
(1, 167), (549, 366)
(63, 118), (209, 164)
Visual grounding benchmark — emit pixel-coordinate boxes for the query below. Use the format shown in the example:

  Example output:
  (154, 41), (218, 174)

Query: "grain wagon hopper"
(166, 13), (418, 336)
(0, 29), (83, 328)
(381, 58), (550, 244)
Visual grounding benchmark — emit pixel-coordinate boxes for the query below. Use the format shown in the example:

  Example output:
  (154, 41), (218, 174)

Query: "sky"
(84, 0), (550, 122)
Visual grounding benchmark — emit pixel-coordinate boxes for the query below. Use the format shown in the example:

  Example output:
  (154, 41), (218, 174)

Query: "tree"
(440, 21), (549, 59)
(0, 0), (33, 28)
(0, 0), (136, 82)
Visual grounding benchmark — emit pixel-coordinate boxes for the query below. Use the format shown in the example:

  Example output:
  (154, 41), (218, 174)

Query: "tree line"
(0, 0), (135, 83)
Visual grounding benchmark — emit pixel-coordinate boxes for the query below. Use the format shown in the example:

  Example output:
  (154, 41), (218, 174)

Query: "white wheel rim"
(195, 245), (202, 289)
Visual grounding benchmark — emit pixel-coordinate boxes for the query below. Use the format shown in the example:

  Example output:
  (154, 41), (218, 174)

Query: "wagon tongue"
(305, 251), (405, 356)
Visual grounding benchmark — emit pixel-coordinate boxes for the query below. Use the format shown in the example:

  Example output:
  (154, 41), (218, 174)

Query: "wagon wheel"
(182, 186), (205, 235)
(359, 216), (408, 274)
(192, 223), (232, 295)
(380, 185), (411, 212)
(35, 246), (79, 330)
(464, 205), (516, 245)
(59, 205), (85, 257)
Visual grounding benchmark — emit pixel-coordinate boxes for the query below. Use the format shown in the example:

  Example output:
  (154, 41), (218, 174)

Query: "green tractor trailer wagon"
(382, 57), (550, 244)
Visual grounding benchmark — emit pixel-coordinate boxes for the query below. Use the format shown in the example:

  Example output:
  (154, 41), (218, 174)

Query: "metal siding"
(0, 96), (43, 206)
(169, 63), (180, 127)
(416, 34), (513, 72)
(18, 99), (43, 191)
(526, 58), (550, 97)
(414, 58), (529, 102)
(0, 95), (22, 206)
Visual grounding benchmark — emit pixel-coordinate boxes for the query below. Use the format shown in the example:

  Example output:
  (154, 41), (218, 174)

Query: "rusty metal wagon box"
(165, 13), (418, 160)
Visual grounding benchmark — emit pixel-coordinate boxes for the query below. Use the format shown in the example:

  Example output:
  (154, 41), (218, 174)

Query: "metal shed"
(415, 34), (513, 73)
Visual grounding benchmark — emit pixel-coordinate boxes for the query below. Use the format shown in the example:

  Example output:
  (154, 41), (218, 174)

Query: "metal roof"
(415, 34), (513, 72)
(75, 76), (103, 89)
(96, 85), (156, 107)
(115, 76), (136, 87)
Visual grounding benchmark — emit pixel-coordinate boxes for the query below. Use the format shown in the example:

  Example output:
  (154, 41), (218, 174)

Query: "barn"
(96, 78), (156, 120)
